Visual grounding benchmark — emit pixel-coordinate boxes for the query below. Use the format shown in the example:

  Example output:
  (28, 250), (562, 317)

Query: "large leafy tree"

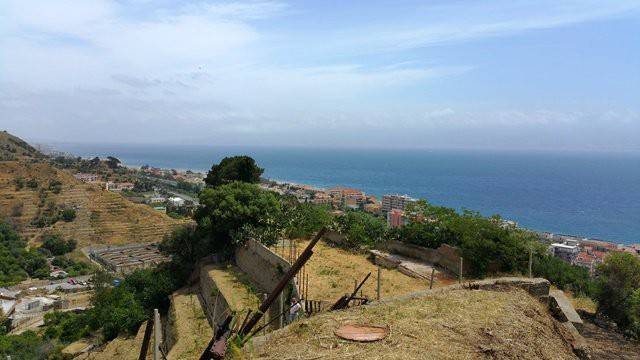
(204, 156), (263, 187)
(194, 181), (282, 252)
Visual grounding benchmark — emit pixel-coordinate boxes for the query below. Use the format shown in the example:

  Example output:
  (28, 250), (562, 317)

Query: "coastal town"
(73, 159), (640, 276)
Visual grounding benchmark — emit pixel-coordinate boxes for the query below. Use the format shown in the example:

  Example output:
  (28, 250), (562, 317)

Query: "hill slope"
(0, 136), (185, 248)
(0, 130), (43, 160)
(249, 287), (577, 360)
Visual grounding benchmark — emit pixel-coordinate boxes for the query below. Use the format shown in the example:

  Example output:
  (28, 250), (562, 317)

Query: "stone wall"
(235, 239), (300, 329)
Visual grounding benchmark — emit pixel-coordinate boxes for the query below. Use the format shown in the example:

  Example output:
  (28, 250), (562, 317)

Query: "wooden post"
(376, 265), (381, 300)
(529, 247), (533, 278)
(354, 278), (358, 293)
(459, 258), (463, 284)
(153, 309), (161, 360)
(429, 268), (435, 289)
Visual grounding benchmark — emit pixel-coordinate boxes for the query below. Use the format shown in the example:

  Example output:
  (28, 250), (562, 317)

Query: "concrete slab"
(550, 289), (584, 332)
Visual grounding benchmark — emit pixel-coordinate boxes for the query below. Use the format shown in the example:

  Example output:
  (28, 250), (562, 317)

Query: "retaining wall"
(235, 239), (300, 329)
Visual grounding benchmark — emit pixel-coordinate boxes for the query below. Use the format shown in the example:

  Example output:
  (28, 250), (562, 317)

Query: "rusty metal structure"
(330, 272), (371, 311)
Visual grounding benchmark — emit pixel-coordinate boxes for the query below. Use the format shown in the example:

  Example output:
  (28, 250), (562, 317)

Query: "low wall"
(384, 241), (464, 275)
(235, 239), (300, 329)
(199, 265), (232, 328)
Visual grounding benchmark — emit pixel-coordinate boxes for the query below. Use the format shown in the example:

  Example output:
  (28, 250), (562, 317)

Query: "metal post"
(153, 309), (161, 360)
(376, 265), (381, 300)
(459, 258), (463, 284)
(429, 268), (435, 289)
(279, 293), (284, 329)
(262, 294), (268, 336)
(354, 278), (357, 293)
(529, 247), (533, 278)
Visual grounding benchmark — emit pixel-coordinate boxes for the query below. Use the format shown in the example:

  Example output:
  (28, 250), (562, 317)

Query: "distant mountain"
(0, 131), (186, 249)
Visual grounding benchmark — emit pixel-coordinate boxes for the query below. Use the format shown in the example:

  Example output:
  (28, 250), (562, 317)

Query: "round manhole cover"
(334, 324), (389, 342)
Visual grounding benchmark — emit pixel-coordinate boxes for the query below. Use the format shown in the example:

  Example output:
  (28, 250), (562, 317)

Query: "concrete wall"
(384, 241), (464, 275)
(198, 264), (232, 329)
(235, 239), (300, 329)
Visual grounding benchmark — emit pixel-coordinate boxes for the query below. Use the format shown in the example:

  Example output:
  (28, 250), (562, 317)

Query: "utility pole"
(153, 309), (161, 360)
(376, 265), (381, 300)
(529, 247), (533, 278)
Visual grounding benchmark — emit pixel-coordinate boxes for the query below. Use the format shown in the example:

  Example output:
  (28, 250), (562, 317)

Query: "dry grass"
(0, 160), (185, 248)
(205, 264), (261, 312)
(247, 288), (577, 360)
(274, 239), (439, 302)
(76, 321), (150, 360)
(167, 287), (213, 360)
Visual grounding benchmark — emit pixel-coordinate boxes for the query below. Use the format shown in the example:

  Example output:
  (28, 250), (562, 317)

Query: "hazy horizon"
(1, 1), (639, 151)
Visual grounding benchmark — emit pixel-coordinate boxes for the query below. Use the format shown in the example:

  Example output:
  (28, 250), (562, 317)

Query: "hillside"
(0, 131), (43, 160)
(249, 287), (578, 360)
(0, 137), (185, 248)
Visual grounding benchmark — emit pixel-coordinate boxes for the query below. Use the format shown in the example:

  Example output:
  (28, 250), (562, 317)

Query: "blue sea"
(51, 143), (640, 245)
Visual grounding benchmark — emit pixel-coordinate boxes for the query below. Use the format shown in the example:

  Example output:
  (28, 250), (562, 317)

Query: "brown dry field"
(274, 239), (454, 303)
(0, 160), (186, 249)
(247, 288), (577, 360)
(167, 287), (213, 360)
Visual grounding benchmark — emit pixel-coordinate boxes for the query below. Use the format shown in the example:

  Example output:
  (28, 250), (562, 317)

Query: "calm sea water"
(52, 143), (640, 245)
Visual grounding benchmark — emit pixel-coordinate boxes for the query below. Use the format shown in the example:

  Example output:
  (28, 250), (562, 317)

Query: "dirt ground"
(273, 239), (452, 303)
(248, 288), (577, 360)
(167, 287), (213, 360)
(580, 316), (640, 359)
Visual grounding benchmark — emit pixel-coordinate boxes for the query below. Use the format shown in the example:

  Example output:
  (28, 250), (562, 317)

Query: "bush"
(533, 255), (596, 297)
(26, 178), (38, 189)
(595, 253), (640, 338)
(60, 208), (76, 222)
(14, 176), (25, 191)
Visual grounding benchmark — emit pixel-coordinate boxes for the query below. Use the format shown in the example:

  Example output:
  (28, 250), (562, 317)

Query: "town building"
(73, 173), (99, 182)
(381, 194), (416, 213)
(105, 182), (135, 192)
(387, 209), (407, 228)
(549, 243), (579, 263)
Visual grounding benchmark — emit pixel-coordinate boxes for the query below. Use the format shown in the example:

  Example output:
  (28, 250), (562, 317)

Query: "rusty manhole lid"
(334, 324), (389, 342)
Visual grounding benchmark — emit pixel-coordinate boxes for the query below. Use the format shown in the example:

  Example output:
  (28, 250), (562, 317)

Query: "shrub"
(61, 208), (76, 222)
(26, 178), (38, 189)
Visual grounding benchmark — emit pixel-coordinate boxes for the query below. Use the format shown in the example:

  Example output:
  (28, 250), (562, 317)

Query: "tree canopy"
(204, 156), (263, 187)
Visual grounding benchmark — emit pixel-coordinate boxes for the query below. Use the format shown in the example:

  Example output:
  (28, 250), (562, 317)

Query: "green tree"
(283, 202), (332, 239)
(195, 182), (281, 252)
(40, 233), (76, 255)
(204, 156), (263, 187)
(333, 211), (387, 249)
(595, 252), (640, 337)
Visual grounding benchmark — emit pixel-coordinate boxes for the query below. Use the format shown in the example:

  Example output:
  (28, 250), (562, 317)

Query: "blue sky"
(0, 0), (639, 150)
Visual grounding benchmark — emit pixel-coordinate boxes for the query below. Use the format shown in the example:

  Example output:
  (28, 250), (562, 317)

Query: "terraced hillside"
(0, 160), (186, 247)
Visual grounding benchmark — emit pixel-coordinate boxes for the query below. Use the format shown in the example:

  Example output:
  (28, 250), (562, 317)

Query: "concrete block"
(549, 290), (584, 332)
